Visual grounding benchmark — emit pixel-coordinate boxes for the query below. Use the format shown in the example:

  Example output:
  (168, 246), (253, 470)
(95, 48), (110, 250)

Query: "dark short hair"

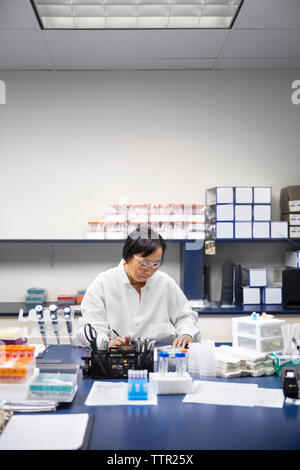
(122, 225), (167, 262)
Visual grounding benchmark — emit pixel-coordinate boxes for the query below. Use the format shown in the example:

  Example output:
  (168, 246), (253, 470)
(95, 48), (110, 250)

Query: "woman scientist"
(74, 226), (200, 348)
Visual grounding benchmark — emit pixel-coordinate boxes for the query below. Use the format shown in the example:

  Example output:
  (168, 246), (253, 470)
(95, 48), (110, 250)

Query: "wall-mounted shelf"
(0, 239), (197, 243)
(0, 238), (297, 243)
(0, 239), (204, 312)
(2, 302), (300, 318)
(210, 238), (300, 243)
(0, 238), (299, 314)
(0, 302), (82, 317)
(195, 303), (300, 316)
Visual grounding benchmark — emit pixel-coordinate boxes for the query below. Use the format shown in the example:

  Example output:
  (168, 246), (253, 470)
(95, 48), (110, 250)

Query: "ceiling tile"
(0, 30), (53, 63)
(0, 0), (40, 29)
(43, 29), (229, 60)
(222, 29), (300, 58)
(235, 0), (300, 29)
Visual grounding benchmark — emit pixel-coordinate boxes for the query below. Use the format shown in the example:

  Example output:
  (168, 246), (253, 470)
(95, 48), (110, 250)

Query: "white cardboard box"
(253, 187), (271, 204)
(216, 204), (234, 221)
(290, 227), (300, 238)
(216, 222), (234, 239)
(249, 269), (268, 287)
(283, 214), (300, 225)
(253, 205), (271, 221)
(285, 250), (300, 268)
(289, 200), (300, 212)
(235, 187), (253, 204)
(234, 222), (252, 239)
(263, 287), (282, 305)
(206, 187), (234, 205)
(149, 372), (193, 395)
(271, 221), (288, 239)
(252, 222), (270, 238)
(243, 287), (261, 304)
(235, 205), (253, 221)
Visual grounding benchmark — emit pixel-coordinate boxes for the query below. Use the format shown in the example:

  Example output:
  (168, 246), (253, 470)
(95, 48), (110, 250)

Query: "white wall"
(0, 69), (300, 340)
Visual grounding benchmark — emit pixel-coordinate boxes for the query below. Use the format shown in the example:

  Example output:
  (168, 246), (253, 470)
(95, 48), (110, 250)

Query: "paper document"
(85, 381), (157, 406)
(183, 381), (285, 408)
(183, 381), (258, 407)
(255, 388), (285, 408)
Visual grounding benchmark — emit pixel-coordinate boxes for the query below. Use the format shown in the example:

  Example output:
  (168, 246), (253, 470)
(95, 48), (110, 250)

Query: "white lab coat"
(74, 260), (200, 347)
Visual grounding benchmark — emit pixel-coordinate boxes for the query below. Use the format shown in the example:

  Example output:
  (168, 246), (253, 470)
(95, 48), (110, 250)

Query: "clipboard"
(0, 413), (93, 450)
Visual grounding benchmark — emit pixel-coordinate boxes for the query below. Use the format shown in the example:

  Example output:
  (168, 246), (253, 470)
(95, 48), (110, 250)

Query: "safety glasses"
(133, 254), (162, 270)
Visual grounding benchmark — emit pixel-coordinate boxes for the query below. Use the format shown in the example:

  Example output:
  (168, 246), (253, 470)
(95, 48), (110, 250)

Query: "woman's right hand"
(110, 335), (131, 347)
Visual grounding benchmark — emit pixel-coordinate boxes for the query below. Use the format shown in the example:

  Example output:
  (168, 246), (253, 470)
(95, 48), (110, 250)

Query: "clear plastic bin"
(128, 204), (149, 224)
(237, 335), (284, 353)
(160, 222), (171, 239)
(104, 204), (127, 223)
(127, 222), (149, 238)
(149, 204), (160, 223)
(28, 372), (78, 402)
(193, 204), (207, 223)
(183, 204), (193, 222)
(234, 317), (285, 338)
(159, 204), (171, 222)
(105, 222), (126, 239)
(87, 221), (99, 233)
(173, 222), (186, 239)
(171, 204), (184, 222)
(4, 345), (35, 360)
(237, 322), (283, 338)
(0, 356), (36, 383)
(149, 221), (161, 235)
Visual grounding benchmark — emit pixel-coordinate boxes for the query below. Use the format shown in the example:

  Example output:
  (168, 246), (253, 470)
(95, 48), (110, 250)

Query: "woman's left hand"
(173, 334), (193, 348)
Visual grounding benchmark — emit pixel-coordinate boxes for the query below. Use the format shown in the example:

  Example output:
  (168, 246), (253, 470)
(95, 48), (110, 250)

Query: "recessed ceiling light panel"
(31, 0), (244, 29)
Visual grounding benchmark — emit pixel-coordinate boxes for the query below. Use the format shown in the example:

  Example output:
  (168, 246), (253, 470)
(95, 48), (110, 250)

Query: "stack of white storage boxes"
(206, 186), (288, 240)
(232, 316), (285, 353)
(243, 268), (282, 305)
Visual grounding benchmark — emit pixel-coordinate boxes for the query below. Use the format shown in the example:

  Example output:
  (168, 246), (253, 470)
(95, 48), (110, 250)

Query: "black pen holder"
(81, 345), (154, 379)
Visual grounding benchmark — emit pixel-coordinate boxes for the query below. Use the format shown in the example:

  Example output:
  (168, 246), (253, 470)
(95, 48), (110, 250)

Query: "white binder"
(0, 413), (93, 450)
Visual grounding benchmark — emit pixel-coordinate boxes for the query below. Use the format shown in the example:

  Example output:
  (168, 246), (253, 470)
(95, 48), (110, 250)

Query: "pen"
(111, 328), (130, 345)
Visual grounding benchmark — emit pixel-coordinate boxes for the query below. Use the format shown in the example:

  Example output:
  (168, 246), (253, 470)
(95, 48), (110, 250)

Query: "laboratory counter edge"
(12, 344), (300, 451)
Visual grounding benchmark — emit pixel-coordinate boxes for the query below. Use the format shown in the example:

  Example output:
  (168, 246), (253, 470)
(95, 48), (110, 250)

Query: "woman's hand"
(173, 334), (193, 348)
(110, 335), (131, 347)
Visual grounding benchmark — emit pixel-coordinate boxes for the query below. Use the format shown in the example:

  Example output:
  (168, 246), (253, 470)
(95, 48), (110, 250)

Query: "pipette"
(35, 305), (48, 348)
(63, 306), (73, 346)
(49, 304), (60, 345)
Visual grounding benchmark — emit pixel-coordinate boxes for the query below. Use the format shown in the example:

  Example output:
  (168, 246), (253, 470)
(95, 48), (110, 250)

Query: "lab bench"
(23, 345), (300, 450)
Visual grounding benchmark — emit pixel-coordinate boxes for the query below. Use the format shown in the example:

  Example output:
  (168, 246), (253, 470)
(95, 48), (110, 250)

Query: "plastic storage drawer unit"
(232, 316), (285, 353)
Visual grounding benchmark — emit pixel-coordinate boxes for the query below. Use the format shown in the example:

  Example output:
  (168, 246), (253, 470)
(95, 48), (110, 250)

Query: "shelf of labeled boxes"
(85, 202), (216, 241)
